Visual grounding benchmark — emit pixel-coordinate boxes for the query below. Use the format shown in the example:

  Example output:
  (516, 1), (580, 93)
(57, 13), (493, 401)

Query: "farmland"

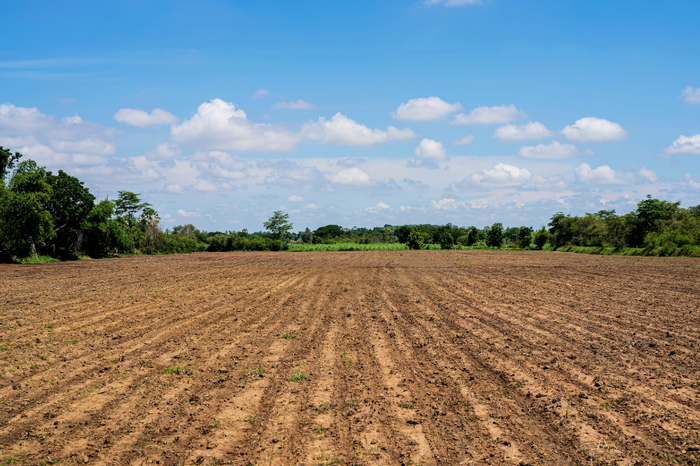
(1, 251), (699, 465)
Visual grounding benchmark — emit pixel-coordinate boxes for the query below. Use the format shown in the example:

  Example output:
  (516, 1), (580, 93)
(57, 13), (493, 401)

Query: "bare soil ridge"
(1, 251), (699, 465)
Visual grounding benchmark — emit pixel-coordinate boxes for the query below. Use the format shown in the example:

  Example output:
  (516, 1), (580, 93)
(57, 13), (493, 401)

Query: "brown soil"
(1, 251), (699, 465)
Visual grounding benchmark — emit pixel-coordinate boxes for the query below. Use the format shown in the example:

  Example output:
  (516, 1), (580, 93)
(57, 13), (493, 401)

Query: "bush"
(486, 223), (504, 248)
(437, 230), (454, 250)
(406, 229), (424, 250)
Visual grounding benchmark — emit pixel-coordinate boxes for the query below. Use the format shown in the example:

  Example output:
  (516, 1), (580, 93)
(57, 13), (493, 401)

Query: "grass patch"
(17, 255), (59, 264)
(289, 371), (309, 382)
(281, 332), (295, 339)
(163, 366), (184, 375)
(62, 339), (77, 345)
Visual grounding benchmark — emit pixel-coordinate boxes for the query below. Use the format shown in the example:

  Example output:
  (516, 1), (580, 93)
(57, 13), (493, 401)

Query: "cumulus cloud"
(114, 108), (179, 127)
(575, 163), (635, 185)
(191, 151), (251, 181)
(665, 134), (700, 155)
(172, 99), (303, 151)
(682, 86), (700, 103)
(302, 112), (416, 146)
(177, 209), (202, 218)
(414, 138), (448, 161)
(392, 96), (462, 121)
(681, 173), (700, 190)
(562, 117), (627, 143)
(0, 102), (119, 168)
(304, 203), (318, 209)
(493, 121), (553, 141)
(452, 135), (475, 145)
(639, 167), (658, 183)
(286, 194), (307, 203)
(261, 160), (324, 188)
(431, 198), (459, 210)
(404, 178), (429, 189)
(251, 89), (270, 99)
(451, 104), (527, 125)
(518, 141), (586, 159)
(274, 99), (316, 109)
(325, 167), (372, 186)
(172, 100), (415, 151)
(460, 163), (532, 187)
(145, 142), (181, 161)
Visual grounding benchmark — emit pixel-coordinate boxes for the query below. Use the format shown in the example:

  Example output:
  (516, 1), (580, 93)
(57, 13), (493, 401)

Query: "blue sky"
(2, 0), (699, 231)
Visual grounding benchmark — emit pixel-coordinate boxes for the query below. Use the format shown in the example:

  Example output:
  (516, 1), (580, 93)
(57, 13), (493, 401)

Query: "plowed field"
(1, 251), (700, 465)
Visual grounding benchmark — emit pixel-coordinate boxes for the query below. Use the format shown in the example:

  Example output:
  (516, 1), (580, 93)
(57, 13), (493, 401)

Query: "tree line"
(2, 147), (699, 262)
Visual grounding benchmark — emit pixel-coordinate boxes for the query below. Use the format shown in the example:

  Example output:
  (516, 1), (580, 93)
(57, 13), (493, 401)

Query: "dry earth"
(1, 251), (699, 465)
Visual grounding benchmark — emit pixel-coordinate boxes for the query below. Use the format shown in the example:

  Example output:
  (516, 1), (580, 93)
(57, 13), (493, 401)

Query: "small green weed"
(289, 371), (309, 382)
(399, 401), (412, 409)
(163, 366), (184, 375)
(314, 427), (327, 434)
(63, 340), (77, 345)
(30, 362), (39, 370)
(0, 345), (8, 352)
(281, 333), (295, 339)
(602, 402), (611, 412)
(249, 340), (259, 345)
(44, 324), (54, 329)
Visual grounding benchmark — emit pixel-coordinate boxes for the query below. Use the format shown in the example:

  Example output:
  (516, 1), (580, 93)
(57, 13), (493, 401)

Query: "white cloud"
(251, 89), (270, 99)
(177, 209), (202, 218)
(575, 163), (634, 185)
(286, 194), (307, 203)
(425, 0), (482, 6)
(274, 99), (316, 109)
(192, 180), (218, 192)
(302, 112), (416, 146)
(493, 121), (554, 141)
(639, 167), (658, 183)
(665, 134), (700, 155)
(452, 135), (475, 145)
(431, 198), (459, 210)
(392, 96), (462, 121)
(463, 163), (532, 187)
(0, 103), (120, 169)
(114, 108), (179, 127)
(145, 142), (181, 161)
(191, 151), (251, 180)
(562, 117), (627, 143)
(414, 138), (448, 161)
(682, 173), (700, 190)
(451, 104), (527, 125)
(50, 138), (116, 156)
(682, 86), (700, 103)
(303, 203), (318, 209)
(325, 167), (372, 186)
(173, 100), (415, 151)
(172, 98), (303, 151)
(518, 140), (584, 159)
(58, 97), (76, 104)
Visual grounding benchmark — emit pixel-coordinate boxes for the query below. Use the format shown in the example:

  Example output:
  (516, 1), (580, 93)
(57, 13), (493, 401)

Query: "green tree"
(437, 229), (454, 250)
(517, 226), (532, 249)
(0, 160), (55, 258)
(465, 226), (479, 246)
(406, 228), (424, 250)
(396, 225), (412, 244)
(115, 191), (151, 228)
(532, 226), (549, 250)
(46, 170), (95, 258)
(264, 210), (293, 240)
(314, 224), (343, 240)
(486, 222), (504, 248)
